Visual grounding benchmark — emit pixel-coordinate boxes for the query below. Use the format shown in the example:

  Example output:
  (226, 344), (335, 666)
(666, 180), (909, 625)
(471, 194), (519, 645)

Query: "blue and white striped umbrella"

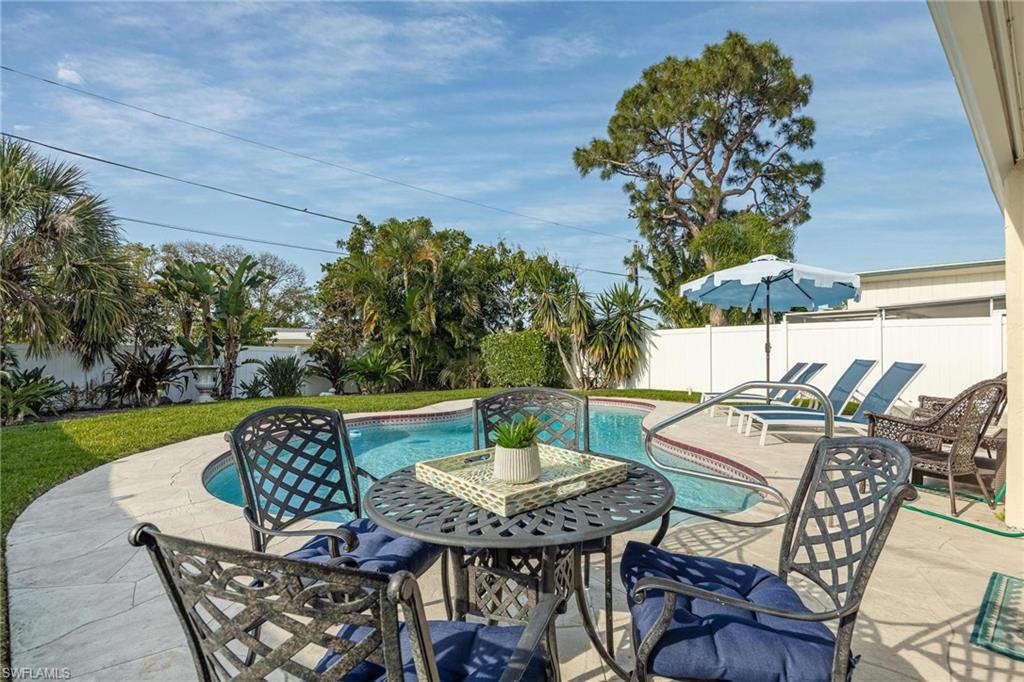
(681, 255), (860, 384)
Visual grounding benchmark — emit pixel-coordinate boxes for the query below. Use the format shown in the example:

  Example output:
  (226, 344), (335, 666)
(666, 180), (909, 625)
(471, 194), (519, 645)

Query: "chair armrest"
(242, 509), (358, 556)
(355, 466), (379, 482)
(865, 411), (920, 439)
(901, 428), (949, 451)
(498, 593), (562, 682)
(632, 576), (859, 622)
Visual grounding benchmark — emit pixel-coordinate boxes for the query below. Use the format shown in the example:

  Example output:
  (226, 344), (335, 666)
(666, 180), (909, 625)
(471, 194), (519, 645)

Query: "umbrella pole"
(765, 286), (772, 403)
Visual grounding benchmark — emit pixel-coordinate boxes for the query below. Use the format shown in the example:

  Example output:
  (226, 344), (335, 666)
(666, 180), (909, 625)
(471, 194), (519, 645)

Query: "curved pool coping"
(201, 397), (768, 496)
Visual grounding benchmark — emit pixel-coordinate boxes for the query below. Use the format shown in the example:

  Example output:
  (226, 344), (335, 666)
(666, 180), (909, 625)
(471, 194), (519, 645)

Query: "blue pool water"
(204, 406), (760, 519)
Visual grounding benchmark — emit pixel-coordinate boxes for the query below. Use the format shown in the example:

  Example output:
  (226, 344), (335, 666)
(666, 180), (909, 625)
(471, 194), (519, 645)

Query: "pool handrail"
(644, 381), (834, 529)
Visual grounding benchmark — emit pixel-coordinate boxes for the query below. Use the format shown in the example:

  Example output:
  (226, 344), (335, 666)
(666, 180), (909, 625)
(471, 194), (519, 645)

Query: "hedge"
(481, 330), (564, 387)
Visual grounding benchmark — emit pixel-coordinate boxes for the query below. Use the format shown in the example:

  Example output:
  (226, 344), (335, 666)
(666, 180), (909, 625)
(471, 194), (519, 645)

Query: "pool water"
(204, 406), (760, 521)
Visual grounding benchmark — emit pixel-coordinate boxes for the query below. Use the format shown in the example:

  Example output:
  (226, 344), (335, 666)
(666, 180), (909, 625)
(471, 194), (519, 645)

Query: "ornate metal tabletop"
(363, 456), (675, 549)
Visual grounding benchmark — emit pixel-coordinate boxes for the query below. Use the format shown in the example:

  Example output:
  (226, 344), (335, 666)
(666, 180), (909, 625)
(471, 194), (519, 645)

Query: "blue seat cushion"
(620, 541), (844, 682)
(287, 517), (442, 576)
(315, 619), (546, 681)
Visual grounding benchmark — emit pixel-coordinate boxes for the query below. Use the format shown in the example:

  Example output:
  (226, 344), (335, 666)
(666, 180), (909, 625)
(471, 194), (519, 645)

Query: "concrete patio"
(6, 398), (1022, 681)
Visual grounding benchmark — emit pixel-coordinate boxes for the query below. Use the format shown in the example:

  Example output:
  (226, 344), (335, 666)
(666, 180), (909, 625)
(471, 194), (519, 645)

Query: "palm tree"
(1, 138), (136, 367)
(589, 284), (654, 385)
(532, 269), (595, 389)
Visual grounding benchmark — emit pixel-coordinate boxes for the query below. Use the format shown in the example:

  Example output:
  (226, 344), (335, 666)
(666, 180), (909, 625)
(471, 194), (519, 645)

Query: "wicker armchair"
(867, 378), (1006, 515)
(621, 437), (915, 682)
(130, 524), (557, 681)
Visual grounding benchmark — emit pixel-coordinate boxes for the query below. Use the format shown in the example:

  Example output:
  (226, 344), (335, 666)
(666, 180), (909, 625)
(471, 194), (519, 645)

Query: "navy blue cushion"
(287, 517), (442, 575)
(620, 541), (842, 682)
(315, 620), (546, 681)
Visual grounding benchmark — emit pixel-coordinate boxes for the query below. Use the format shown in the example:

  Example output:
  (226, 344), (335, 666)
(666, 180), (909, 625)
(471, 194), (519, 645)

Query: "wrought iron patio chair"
(129, 523), (558, 681)
(462, 388), (617, 652)
(868, 378), (1006, 515)
(620, 436), (916, 681)
(225, 406), (443, 575)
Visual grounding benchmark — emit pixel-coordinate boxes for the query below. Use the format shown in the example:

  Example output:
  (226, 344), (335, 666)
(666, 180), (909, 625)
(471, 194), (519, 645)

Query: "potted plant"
(492, 416), (542, 484)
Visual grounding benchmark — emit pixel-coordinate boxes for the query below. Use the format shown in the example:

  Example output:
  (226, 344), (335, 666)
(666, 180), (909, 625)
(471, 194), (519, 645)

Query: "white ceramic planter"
(493, 443), (541, 484)
(191, 365), (220, 403)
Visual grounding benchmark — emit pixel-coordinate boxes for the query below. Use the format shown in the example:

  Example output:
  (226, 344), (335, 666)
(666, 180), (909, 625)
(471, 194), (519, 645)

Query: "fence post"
(991, 309), (1006, 374)
(705, 324), (714, 393)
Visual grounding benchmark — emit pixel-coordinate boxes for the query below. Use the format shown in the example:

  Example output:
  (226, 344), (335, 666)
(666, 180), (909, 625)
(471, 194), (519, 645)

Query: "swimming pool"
(203, 403), (762, 521)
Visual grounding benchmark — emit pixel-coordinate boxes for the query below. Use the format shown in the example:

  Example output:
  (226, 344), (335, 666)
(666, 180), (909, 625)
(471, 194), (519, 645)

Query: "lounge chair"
(719, 361), (828, 425)
(704, 361), (808, 417)
(728, 358), (876, 431)
(744, 361), (924, 445)
(129, 523), (557, 681)
(868, 377), (1006, 516)
(620, 436), (916, 681)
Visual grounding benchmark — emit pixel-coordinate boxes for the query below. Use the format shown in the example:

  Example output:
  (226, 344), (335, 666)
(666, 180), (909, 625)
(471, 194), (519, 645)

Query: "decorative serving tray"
(414, 444), (628, 517)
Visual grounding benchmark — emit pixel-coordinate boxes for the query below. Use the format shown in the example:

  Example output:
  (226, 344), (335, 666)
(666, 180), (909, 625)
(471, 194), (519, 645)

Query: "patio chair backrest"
(850, 362), (924, 423)
(825, 359), (877, 414)
(941, 379), (1007, 475)
(768, 362), (809, 400)
(226, 407), (360, 547)
(774, 362), (826, 403)
(129, 523), (439, 681)
(779, 436), (914, 615)
(474, 388), (589, 451)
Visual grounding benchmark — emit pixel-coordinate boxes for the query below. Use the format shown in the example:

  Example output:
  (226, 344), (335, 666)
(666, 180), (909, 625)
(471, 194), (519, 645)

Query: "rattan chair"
(620, 436), (915, 682)
(225, 406), (443, 574)
(130, 523), (558, 681)
(868, 378), (1007, 515)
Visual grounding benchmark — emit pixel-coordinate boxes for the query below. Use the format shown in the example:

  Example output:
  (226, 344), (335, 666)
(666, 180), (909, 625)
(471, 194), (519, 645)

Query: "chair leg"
(584, 553), (590, 584)
(604, 540), (614, 658)
(948, 471), (959, 517)
(975, 471), (997, 509)
(759, 422), (769, 446)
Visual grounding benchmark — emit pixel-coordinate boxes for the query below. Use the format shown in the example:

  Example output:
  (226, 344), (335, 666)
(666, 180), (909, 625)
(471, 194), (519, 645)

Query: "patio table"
(363, 456), (675, 680)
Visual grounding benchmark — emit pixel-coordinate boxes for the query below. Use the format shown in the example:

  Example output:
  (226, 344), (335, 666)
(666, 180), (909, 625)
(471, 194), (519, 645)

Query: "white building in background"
(788, 258), (1006, 322)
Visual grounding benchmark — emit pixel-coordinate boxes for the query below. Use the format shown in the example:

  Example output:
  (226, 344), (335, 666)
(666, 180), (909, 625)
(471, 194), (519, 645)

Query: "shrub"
(306, 347), (349, 393)
(1, 352), (68, 424)
(347, 347), (409, 394)
(238, 375), (268, 399)
(481, 330), (564, 387)
(103, 346), (190, 407)
(247, 355), (306, 397)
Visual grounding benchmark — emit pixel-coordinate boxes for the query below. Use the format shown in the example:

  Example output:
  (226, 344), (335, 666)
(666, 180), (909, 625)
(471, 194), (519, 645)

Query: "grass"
(0, 385), (702, 665)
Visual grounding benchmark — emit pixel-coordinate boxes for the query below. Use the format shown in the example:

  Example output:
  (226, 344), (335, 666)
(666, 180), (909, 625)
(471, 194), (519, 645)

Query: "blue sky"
(0, 1), (1005, 293)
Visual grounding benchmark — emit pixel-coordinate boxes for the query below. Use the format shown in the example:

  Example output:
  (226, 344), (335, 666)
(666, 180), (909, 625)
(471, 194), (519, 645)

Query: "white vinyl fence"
(7, 344), (332, 404)
(627, 313), (1008, 410)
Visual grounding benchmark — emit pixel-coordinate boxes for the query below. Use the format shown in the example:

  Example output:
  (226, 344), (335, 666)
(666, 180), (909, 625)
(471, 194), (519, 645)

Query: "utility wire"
(117, 215), (643, 281)
(116, 216), (347, 256)
(2, 132), (358, 225)
(2, 64), (637, 244)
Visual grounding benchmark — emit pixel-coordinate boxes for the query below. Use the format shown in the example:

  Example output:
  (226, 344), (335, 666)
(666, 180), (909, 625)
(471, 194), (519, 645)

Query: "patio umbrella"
(680, 254), (860, 386)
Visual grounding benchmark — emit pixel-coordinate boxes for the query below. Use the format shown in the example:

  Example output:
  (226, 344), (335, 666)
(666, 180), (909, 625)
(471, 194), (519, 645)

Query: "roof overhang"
(929, 0), (1024, 205)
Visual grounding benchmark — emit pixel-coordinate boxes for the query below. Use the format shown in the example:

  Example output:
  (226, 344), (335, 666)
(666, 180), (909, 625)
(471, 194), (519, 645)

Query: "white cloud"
(55, 60), (83, 84)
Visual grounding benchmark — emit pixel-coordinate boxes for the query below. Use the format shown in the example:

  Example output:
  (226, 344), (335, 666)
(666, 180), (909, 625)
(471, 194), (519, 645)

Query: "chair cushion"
(287, 517), (442, 576)
(620, 541), (842, 682)
(315, 620), (546, 681)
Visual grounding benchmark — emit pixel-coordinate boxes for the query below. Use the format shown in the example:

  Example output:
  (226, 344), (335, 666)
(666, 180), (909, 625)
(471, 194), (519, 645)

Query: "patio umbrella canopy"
(680, 254), (861, 384)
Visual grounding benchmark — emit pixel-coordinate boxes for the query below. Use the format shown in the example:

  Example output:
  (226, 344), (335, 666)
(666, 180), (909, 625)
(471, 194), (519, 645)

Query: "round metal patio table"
(363, 456), (675, 680)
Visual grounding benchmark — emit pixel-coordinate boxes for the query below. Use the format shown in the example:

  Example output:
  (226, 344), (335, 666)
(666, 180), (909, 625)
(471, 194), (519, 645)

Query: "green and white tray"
(414, 443), (628, 517)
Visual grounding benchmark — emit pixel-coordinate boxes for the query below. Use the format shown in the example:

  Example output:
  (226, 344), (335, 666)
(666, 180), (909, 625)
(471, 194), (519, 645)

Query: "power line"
(116, 216), (347, 256)
(2, 64), (638, 244)
(2, 133), (358, 225)
(117, 215), (644, 281)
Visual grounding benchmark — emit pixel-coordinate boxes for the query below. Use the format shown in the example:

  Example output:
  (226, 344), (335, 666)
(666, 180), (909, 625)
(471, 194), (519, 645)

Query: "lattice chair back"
(129, 523), (440, 681)
(944, 380), (1006, 475)
(778, 437), (914, 635)
(226, 407), (360, 550)
(474, 388), (589, 451)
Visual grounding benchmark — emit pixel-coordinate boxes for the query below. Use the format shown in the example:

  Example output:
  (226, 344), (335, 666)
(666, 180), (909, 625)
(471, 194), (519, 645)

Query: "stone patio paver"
(6, 398), (1022, 680)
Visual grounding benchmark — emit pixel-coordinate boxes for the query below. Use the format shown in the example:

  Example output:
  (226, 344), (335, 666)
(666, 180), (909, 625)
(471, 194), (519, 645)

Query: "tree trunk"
(700, 249), (727, 327)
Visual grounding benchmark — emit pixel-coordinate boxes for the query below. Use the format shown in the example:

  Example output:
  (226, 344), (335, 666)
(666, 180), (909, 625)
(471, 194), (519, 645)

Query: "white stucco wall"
(848, 263), (1005, 310)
